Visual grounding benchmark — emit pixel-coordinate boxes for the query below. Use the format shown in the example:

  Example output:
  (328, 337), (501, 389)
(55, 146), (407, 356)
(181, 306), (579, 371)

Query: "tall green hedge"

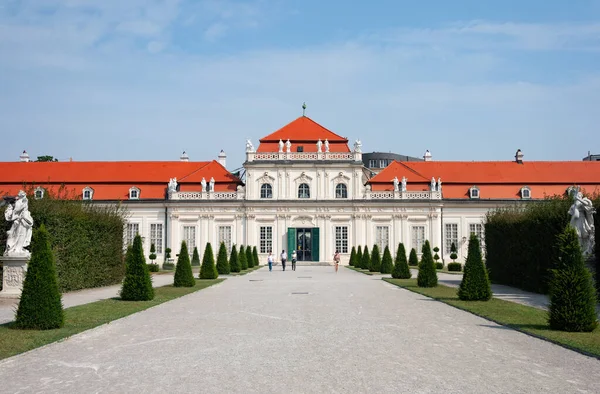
(361, 246), (370, 271)
(246, 246), (254, 269)
(0, 188), (126, 292)
(199, 242), (218, 279)
(417, 240), (438, 288)
(380, 246), (394, 274)
(253, 246), (259, 267)
(356, 246), (363, 269)
(370, 245), (381, 272)
(174, 241), (195, 287)
(120, 234), (154, 301)
(349, 246), (356, 267)
(485, 196), (600, 294)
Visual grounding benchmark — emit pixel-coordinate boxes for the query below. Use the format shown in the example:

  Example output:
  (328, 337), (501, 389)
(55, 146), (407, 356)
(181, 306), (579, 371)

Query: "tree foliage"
(246, 246), (254, 268)
(199, 242), (218, 279)
(174, 240), (195, 287)
(191, 246), (201, 266)
(417, 240), (438, 288)
(239, 245), (248, 270)
(380, 245), (394, 274)
(408, 248), (419, 266)
(349, 246), (356, 267)
(216, 242), (230, 275)
(361, 246), (370, 271)
(370, 244), (381, 272)
(458, 234), (492, 301)
(120, 234), (154, 301)
(356, 246), (363, 269)
(392, 243), (411, 279)
(253, 246), (260, 267)
(229, 245), (241, 273)
(15, 224), (64, 330)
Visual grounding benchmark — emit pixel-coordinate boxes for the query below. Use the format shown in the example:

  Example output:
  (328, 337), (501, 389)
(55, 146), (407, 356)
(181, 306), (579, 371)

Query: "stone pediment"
(256, 171), (276, 183)
(333, 171), (350, 182)
(294, 172), (313, 184)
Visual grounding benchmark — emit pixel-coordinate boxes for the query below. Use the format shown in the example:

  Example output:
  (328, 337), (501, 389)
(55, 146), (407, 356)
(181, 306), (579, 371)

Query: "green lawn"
(384, 278), (600, 358)
(345, 266), (376, 275)
(0, 279), (224, 361)
(229, 265), (263, 276)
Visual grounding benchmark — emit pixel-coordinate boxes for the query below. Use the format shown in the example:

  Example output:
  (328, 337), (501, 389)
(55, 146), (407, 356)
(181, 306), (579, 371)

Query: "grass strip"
(0, 279), (224, 361)
(229, 265), (263, 276)
(383, 278), (600, 359)
(345, 266), (375, 275)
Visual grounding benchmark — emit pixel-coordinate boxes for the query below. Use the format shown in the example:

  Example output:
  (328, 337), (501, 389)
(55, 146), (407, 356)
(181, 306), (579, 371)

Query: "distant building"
(583, 152), (600, 161)
(362, 152), (422, 174)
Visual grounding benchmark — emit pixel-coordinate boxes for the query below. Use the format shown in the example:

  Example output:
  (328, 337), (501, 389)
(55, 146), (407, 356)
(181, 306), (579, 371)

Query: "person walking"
(291, 250), (297, 271)
(333, 250), (341, 273)
(267, 251), (273, 272)
(280, 249), (287, 271)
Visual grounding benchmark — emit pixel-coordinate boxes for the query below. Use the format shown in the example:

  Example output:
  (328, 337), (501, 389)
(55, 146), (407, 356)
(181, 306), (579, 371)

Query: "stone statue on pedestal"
(3, 191), (34, 257)
(278, 139), (284, 153)
(354, 139), (362, 153)
(324, 139), (330, 152)
(392, 177), (399, 192)
(201, 177), (207, 192)
(168, 178), (178, 193)
(401, 176), (407, 192)
(568, 191), (596, 256)
(209, 177), (215, 192)
(437, 178), (442, 192)
(285, 139), (291, 153)
(245, 139), (254, 153)
(316, 139), (323, 153)
(430, 177), (436, 191)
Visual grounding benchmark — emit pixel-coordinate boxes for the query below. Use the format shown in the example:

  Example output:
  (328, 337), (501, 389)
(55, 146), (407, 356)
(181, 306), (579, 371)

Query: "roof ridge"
(178, 162), (211, 182)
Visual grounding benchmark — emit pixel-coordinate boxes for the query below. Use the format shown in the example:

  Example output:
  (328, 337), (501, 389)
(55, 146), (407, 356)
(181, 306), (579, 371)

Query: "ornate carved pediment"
(256, 171), (275, 184)
(292, 215), (315, 226)
(333, 171), (351, 182)
(294, 171), (313, 184)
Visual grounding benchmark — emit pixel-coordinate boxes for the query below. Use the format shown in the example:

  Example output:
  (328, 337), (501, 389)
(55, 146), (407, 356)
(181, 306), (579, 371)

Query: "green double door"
(287, 228), (320, 262)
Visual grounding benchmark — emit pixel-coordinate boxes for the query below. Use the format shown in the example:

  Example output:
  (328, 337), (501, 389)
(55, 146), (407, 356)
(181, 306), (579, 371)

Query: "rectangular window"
(445, 223), (458, 254)
(369, 159), (377, 168)
(183, 226), (196, 253)
(469, 223), (484, 245)
(126, 223), (139, 246)
(260, 226), (273, 254)
(411, 226), (425, 253)
(335, 226), (348, 253)
(218, 226), (232, 252)
(375, 226), (389, 252)
(150, 223), (163, 254)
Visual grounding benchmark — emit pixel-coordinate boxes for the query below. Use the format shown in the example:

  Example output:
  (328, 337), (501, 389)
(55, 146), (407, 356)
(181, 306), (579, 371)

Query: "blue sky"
(1, 0), (600, 168)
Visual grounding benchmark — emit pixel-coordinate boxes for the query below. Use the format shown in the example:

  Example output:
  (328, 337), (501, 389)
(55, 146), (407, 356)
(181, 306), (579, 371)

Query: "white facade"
(121, 146), (514, 266)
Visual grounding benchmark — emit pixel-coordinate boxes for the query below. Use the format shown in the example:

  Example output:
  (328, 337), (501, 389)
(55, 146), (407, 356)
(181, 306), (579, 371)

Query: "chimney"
(19, 150), (30, 162)
(515, 149), (523, 164)
(423, 150), (432, 162)
(180, 151), (189, 162)
(218, 150), (227, 168)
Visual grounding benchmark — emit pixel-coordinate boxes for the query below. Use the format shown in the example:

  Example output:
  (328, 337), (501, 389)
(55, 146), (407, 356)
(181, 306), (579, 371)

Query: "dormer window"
(34, 187), (44, 200)
(469, 186), (480, 199)
(129, 187), (140, 200)
(82, 187), (94, 200)
(521, 186), (531, 199)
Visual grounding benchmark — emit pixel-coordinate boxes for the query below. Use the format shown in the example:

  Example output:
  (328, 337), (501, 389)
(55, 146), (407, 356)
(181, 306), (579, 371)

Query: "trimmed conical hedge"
(370, 244), (381, 272)
(417, 240), (438, 288)
(191, 246), (201, 266)
(246, 246), (254, 268)
(253, 246), (259, 267)
(216, 242), (230, 275)
(548, 226), (598, 332)
(199, 242), (218, 279)
(120, 234), (154, 301)
(356, 246), (363, 269)
(392, 243), (411, 279)
(174, 240), (195, 287)
(361, 246), (370, 270)
(349, 246), (356, 267)
(15, 224), (65, 330)
(380, 245), (394, 274)
(408, 248), (419, 266)
(239, 245), (248, 270)
(458, 234), (491, 301)
(229, 245), (241, 273)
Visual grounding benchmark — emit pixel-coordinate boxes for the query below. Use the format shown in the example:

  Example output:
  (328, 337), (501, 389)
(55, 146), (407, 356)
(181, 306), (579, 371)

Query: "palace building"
(1, 115), (600, 265)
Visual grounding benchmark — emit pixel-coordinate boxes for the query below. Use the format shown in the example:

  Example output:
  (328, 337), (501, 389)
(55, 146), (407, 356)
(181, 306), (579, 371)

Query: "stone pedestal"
(0, 256), (29, 299)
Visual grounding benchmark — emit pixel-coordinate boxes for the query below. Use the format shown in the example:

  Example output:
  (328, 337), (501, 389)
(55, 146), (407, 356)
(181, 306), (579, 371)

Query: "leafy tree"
(15, 224), (65, 329)
(433, 246), (441, 268)
(349, 246), (356, 267)
(229, 245), (241, 273)
(417, 240), (438, 288)
(246, 245), (254, 268)
(548, 226), (598, 332)
(450, 242), (458, 262)
(252, 246), (260, 267)
(174, 240), (195, 287)
(380, 245), (394, 274)
(149, 243), (157, 265)
(191, 246), (201, 266)
(392, 243), (411, 279)
(199, 242), (218, 279)
(361, 246), (370, 271)
(216, 242), (230, 275)
(120, 234), (154, 301)
(239, 245), (248, 270)
(164, 247), (172, 261)
(35, 155), (58, 162)
(356, 246), (363, 269)
(370, 244), (381, 272)
(408, 248), (419, 266)
(458, 234), (492, 301)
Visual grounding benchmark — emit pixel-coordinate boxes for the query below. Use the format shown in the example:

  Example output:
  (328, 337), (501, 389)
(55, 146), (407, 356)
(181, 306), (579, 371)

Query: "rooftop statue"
(285, 139), (291, 153)
(278, 139), (284, 153)
(168, 178), (178, 193)
(245, 139), (254, 153)
(201, 177), (207, 192)
(354, 139), (362, 153)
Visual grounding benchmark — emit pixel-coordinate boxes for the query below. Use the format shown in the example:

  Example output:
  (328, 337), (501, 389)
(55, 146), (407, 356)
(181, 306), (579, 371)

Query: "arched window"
(260, 184), (273, 199)
(34, 187), (44, 200)
(129, 186), (140, 200)
(335, 183), (348, 198)
(469, 186), (480, 199)
(298, 183), (310, 198)
(520, 186), (531, 199)
(82, 186), (94, 200)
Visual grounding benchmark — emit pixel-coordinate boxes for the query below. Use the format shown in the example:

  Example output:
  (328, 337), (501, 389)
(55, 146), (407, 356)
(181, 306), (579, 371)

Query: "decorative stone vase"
(0, 256), (29, 298)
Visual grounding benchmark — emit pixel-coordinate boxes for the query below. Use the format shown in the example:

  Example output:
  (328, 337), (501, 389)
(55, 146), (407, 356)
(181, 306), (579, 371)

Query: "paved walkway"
(1, 266), (599, 393)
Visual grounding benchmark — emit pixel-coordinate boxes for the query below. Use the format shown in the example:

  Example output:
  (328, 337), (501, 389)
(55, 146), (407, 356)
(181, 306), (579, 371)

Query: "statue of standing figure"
(437, 178), (442, 192)
(324, 139), (330, 152)
(430, 177), (436, 191)
(568, 191), (596, 256)
(201, 177), (207, 192)
(4, 190), (34, 257)
(245, 139), (254, 153)
(168, 178), (178, 193)
(316, 139), (323, 153)
(285, 139), (292, 153)
(354, 139), (362, 153)
(392, 177), (399, 192)
(401, 176), (407, 192)
(209, 177), (215, 192)
(278, 139), (284, 153)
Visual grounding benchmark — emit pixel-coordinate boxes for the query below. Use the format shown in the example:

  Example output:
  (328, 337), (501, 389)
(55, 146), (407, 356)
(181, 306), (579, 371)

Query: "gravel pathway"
(0, 266), (598, 393)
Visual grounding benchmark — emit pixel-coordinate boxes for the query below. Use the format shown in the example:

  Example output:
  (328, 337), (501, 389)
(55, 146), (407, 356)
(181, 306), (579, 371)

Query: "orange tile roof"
(257, 116), (350, 152)
(0, 160), (242, 200)
(369, 160), (600, 199)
